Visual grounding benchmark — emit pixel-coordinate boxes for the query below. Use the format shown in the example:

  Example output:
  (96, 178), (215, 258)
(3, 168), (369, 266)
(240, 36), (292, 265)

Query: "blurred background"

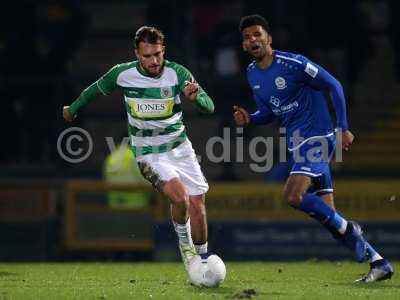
(0, 0), (399, 261)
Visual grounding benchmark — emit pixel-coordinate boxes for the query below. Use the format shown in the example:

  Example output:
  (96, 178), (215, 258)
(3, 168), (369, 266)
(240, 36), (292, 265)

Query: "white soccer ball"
(188, 253), (226, 287)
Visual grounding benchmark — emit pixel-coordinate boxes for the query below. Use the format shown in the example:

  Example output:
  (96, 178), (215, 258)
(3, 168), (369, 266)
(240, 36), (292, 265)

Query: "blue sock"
(299, 193), (347, 234)
(299, 193), (384, 262)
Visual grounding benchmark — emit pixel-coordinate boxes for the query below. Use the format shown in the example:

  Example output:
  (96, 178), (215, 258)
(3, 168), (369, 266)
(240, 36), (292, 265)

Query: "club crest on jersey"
(160, 87), (173, 98)
(275, 77), (286, 90)
(270, 96), (280, 107)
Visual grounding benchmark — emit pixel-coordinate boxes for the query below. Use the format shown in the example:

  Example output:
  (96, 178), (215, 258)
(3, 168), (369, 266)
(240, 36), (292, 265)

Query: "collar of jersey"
(255, 50), (277, 72)
(137, 61), (165, 79)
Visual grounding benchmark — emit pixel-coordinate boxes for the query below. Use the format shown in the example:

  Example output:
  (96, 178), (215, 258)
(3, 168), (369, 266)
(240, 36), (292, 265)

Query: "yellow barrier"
(64, 180), (155, 251)
(64, 179), (400, 251)
(153, 180), (400, 221)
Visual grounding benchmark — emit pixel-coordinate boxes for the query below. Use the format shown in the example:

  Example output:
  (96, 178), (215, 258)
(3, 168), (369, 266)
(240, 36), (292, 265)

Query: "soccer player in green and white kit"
(63, 26), (214, 273)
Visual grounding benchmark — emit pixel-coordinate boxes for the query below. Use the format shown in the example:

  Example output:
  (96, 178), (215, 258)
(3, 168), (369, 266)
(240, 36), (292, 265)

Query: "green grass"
(0, 261), (398, 300)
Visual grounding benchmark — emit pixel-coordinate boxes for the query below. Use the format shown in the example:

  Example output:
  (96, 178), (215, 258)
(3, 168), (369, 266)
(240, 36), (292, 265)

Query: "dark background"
(0, 0), (399, 261)
(1, 0), (399, 180)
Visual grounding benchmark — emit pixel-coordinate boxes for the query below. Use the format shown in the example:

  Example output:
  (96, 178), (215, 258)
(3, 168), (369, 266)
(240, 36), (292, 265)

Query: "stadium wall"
(0, 180), (399, 260)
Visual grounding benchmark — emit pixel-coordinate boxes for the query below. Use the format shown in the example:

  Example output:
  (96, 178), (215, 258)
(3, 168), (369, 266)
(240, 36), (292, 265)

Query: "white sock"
(194, 242), (208, 254)
(330, 213), (348, 235)
(338, 219), (348, 234)
(370, 253), (383, 263)
(173, 218), (193, 246)
(366, 242), (383, 263)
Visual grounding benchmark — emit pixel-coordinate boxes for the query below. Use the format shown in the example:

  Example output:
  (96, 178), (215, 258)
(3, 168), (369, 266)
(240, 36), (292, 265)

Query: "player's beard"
(143, 63), (163, 76)
(252, 46), (266, 62)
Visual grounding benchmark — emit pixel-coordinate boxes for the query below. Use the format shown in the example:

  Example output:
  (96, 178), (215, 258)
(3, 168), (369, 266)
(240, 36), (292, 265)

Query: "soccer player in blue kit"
(233, 14), (394, 282)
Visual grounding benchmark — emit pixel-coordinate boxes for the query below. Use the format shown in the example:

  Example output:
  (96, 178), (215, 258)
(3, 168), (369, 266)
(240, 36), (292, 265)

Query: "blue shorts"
(289, 134), (336, 195)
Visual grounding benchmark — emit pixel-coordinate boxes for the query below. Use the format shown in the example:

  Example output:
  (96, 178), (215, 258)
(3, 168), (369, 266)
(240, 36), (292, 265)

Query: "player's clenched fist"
(183, 80), (199, 102)
(340, 130), (355, 151)
(63, 106), (76, 122)
(233, 105), (250, 127)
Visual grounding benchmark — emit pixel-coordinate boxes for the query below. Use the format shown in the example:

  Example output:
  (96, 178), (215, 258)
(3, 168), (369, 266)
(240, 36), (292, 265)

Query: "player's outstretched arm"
(62, 82), (104, 122)
(62, 65), (120, 122)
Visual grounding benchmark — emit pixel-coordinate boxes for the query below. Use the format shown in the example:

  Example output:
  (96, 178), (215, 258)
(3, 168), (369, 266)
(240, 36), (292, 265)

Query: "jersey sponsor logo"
(160, 87), (173, 98)
(127, 98), (175, 118)
(275, 77), (286, 90)
(305, 62), (318, 78)
(270, 96), (280, 107)
(271, 100), (299, 115)
(253, 85), (260, 89)
(137, 103), (166, 112)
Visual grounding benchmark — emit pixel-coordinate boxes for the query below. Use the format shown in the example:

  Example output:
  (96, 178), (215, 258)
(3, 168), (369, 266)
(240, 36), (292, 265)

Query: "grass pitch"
(0, 261), (398, 299)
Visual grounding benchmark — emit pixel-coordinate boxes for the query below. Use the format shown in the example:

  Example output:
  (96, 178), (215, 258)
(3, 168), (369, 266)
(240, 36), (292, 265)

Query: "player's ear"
(134, 48), (139, 58)
(267, 33), (272, 46)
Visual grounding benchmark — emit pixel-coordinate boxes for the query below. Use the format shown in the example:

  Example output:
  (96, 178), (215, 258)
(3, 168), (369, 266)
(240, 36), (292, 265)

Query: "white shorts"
(136, 140), (209, 196)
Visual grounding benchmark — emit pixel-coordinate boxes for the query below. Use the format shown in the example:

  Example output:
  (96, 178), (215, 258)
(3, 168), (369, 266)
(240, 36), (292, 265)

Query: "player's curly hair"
(239, 14), (270, 33)
(134, 26), (165, 48)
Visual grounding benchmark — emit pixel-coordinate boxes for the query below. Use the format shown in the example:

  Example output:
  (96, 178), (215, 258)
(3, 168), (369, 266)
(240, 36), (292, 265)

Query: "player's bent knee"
(169, 192), (189, 208)
(284, 191), (303, 208)
(164, 178), (189, 208)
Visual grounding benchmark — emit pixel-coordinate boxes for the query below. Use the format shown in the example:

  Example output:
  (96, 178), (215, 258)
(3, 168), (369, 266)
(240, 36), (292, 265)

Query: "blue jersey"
(247, 50), (348, 150)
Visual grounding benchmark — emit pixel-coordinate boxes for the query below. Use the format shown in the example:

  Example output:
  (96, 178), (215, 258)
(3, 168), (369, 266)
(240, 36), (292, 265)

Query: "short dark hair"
(239, 14), (270, 33)
(134, 26), (165, 49)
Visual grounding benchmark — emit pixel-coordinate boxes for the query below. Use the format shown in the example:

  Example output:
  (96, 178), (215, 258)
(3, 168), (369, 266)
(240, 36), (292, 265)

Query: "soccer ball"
(188, 253), (226, 287)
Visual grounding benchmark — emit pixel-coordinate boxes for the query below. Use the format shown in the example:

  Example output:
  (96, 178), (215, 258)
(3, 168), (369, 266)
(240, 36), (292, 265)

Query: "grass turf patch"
(0, 261), (398, 299)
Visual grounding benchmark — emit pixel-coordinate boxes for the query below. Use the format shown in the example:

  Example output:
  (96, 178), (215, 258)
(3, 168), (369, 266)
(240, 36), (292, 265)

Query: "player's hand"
(340, 129), (354, 151)
(183, 79), (199, 102)
(63, 106), (76, 122)
(233, 105), (250, 127)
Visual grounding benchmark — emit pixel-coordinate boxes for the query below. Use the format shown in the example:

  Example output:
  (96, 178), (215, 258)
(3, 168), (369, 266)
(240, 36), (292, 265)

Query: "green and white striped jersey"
(68, 60), (214, 156)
